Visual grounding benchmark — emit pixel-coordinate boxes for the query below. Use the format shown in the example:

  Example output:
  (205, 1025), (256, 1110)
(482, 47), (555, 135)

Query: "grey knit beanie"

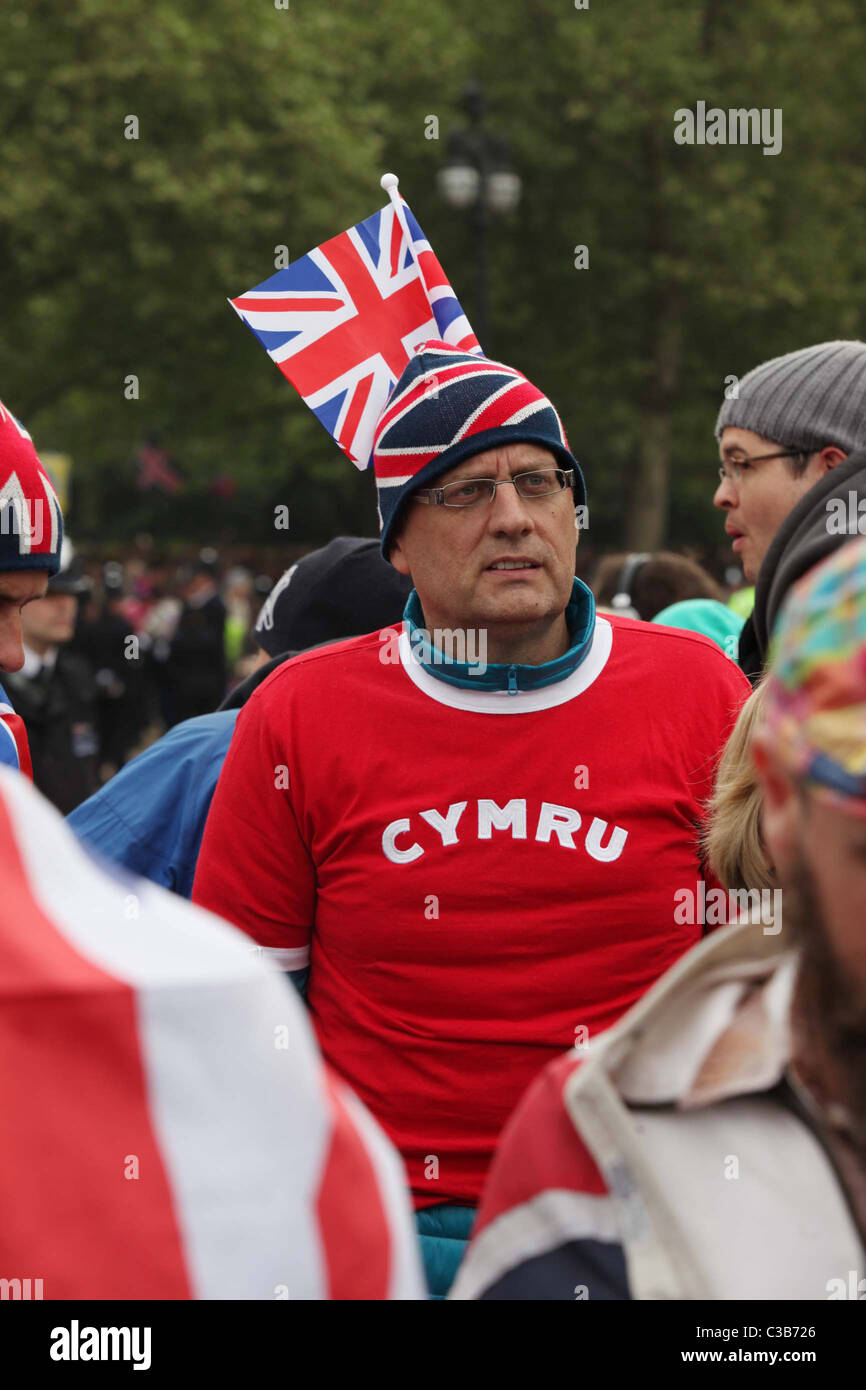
(715, 340), (866, 456)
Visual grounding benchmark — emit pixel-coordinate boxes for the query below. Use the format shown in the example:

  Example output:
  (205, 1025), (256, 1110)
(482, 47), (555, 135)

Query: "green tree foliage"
(0, 0), (400, 542)
(460, 0), (866, 547)
(2, 0), (865, 552)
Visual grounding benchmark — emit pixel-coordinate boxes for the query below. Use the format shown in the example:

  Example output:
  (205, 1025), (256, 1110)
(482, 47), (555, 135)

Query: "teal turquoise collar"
(402, 578), (596, 694)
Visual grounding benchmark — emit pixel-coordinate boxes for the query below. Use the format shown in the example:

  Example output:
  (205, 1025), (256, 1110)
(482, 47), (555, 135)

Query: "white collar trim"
(397, 616), (613, 713)
(21, 645), (57, 678)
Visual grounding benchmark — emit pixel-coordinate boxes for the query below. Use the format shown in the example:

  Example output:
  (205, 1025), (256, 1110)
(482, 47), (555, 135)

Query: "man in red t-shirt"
(193, 342), (748, 1291)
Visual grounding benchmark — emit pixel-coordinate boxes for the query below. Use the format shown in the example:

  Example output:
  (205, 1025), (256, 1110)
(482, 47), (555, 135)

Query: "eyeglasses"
(413, 467), (575, 509)
(717, 450), (807, 484)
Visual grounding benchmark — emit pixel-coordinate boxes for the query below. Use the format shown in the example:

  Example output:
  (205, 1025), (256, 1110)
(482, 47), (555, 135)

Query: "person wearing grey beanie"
(713, 339), (866, 682)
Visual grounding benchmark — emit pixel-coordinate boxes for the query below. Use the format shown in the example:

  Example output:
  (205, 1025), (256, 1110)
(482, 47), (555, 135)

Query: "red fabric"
(0, 793), (192, 1298)
(193, 618), (748, 1207)
(316, 1070), (391, 1300)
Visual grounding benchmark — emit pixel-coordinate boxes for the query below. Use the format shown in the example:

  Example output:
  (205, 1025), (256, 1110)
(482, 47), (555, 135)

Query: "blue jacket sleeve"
(67, 712), (238, 898)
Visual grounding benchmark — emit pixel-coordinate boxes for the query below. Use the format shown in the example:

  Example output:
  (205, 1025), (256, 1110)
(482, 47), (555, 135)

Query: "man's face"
(20, 591), (78, 651)
(785, 796), (866, 1000)
(389, 443), (578, 648)
(183, 573), (215, 602)
(755, 738), (866, 1133)
(0, 571), (50, 671)
(785, 814), (866, 1142)
(713, 428), (831, 582)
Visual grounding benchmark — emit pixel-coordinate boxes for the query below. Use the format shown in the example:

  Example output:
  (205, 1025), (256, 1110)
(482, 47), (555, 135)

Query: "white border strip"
(398, 616), (612, 714)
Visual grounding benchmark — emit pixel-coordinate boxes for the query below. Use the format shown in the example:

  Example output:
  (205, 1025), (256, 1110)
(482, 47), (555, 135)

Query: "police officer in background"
(163, 550), (227, 726)
(72, 561), (149, 775)
(3, 539), (101, 813)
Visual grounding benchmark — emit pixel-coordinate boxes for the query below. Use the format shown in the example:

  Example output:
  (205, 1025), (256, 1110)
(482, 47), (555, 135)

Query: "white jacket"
(454, 921), (864, 1300)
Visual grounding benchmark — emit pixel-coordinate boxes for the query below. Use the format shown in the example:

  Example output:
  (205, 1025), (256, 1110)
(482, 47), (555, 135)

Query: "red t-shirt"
(192, 614), (748, 1206)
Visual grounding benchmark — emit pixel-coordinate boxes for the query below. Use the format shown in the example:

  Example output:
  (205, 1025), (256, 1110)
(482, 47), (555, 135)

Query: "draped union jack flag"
(230, 197), (480, 469)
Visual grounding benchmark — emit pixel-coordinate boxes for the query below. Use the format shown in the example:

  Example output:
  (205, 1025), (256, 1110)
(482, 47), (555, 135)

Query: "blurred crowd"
(5, 537), (753, 818)
(1, 546), (282, 812)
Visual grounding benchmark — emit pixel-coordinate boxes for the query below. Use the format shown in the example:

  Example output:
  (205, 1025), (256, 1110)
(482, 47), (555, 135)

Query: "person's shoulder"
(574, 921), (794, 1100)
(607, 611), (726, 655)
(138, 710), (238, 770)
(160, 710), (238, 746)
(450, 1047), (619, 1299)
(83, 713), (237, 805)
(604, 614), (749, 689)
(251, 631), (391, 700)
(474, 1050), (605, 1230)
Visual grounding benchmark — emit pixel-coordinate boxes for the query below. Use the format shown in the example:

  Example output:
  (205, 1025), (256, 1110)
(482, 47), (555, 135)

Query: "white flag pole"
(381, 171), (482, 358)
(379, 171), (437, 309)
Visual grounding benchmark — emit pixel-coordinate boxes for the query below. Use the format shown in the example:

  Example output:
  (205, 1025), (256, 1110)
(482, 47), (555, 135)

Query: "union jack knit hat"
(0, 398), (63, 576)
(373, 342), (586, 559)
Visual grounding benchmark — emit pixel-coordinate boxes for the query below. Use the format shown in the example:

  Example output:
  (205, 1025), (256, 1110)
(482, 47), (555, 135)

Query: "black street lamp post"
(437, 83), (521, 350)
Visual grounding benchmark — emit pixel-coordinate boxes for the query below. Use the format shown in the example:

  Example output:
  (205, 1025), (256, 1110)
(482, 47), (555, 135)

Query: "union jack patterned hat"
(373, 341), (586, 559)
(0, 398), (63, 576)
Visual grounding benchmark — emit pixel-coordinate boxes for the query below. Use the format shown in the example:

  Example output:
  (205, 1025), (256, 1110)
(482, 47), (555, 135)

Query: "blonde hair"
(704, 679), (775, 892)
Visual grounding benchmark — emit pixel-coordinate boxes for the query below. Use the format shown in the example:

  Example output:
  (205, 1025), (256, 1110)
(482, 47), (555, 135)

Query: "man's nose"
(487, 479), (534, 530)
(713, 473), (737, 509)
(0, 618), (25, 673)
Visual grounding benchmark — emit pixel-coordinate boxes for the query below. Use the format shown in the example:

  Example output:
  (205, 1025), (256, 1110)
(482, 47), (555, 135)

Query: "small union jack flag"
(230, 190), (480, 469)
(136, 441), (182, 493)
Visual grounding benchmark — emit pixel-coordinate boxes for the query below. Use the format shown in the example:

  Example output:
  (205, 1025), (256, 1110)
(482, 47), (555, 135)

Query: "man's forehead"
(443, 443), (555, 478)
(719, 426), (784, 457)
(0, 570), (49, 601)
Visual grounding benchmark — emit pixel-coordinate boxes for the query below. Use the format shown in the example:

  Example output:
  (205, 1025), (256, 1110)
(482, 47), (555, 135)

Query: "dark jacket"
(4, 650), (101, 814)
(738, 449), (866, 683)
(72, 609), (149, 769)
(165, 591), (227, 725)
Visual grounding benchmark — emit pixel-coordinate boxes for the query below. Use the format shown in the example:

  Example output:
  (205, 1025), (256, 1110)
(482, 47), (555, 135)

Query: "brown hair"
(703, 679), (774, 893)
(783, 450), (814, 479)
(592, 551), (724, 621)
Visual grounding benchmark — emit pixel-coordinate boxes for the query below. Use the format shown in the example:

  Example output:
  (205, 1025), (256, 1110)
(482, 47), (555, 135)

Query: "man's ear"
(752, 729), (801, 879)
(818, 445), (847, 474)
(389, 532), (411, 577)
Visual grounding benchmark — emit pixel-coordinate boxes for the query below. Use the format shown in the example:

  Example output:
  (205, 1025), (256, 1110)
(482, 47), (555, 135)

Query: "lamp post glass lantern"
(436, 163), (481, 210)
(487, 169), (521, 215)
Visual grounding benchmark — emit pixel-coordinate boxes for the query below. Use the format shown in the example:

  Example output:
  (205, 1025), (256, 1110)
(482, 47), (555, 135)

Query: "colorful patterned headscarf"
(763, 537), (866, 817)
